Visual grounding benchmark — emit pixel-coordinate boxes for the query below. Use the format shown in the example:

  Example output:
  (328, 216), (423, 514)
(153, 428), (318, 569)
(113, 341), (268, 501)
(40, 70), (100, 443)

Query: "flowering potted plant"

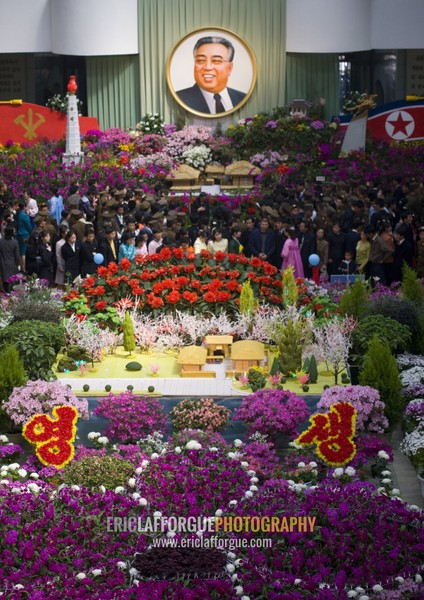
(281, 461), (318, 485)
(170, 398), (230, 432)
(400, 423), (424, 496)
(234, 388), (309, 441)
(93, 391), (166, 443)
(317, 385), (389, 433)
(3, 380), (89, 427)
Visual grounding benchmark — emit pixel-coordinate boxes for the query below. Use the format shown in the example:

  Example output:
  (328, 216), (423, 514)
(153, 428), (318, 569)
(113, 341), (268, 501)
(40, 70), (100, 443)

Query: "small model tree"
(281, 267), (298, 307)
(123, 312), (136, 357)
(239, 280), (258, 334)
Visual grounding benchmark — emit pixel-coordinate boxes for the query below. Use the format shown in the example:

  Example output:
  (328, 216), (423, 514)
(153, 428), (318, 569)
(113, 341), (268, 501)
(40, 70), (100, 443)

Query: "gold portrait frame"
(166, 27), (257, 118)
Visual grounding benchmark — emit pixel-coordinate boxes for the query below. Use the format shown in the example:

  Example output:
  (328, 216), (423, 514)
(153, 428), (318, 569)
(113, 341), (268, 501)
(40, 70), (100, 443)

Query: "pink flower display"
(317, 385), (389, 433)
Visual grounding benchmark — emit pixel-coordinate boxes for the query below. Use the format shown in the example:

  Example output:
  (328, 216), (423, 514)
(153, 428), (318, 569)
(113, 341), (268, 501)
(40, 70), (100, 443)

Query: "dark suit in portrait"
(177, 84), (246, 114)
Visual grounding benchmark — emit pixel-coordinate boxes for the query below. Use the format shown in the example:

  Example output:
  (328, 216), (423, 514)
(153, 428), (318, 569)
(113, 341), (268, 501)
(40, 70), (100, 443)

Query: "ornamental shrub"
(3, 380), (89, 427)
(170, 398), (231, 432)
(338, 279), (370, 319)
(0, 320), (65, 380)
(62, 455), (134, 490)
(93, 392), (166, 443)
(234, 388), (309, 439)
(359, 336), (403, 429)
(0, 343), (27, 403)
(366, 296), (421, 352)
(351, 314), (411, 358)
(317, 385), (389, 433)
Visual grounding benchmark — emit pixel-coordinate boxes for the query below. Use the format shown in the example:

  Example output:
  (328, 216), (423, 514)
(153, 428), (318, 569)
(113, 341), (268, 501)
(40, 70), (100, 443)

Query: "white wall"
(287, 0), (424, 53)
(51, 0), (138, 56)
(0, 0), (51, 53)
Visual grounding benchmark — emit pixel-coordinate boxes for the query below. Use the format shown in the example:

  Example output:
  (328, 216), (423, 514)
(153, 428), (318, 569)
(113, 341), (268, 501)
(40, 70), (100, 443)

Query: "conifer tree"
(123, 312), (136, 357)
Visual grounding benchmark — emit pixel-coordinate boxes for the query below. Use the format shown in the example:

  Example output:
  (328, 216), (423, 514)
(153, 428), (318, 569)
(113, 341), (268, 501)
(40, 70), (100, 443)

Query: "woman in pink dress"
(281, 228), (304, 278)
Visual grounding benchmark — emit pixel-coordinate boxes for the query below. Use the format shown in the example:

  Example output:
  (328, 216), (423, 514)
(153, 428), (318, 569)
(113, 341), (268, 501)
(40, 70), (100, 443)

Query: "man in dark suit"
(177, 36), (246, 114)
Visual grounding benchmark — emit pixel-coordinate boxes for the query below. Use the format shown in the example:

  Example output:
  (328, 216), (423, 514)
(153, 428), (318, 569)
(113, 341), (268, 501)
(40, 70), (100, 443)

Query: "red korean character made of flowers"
(23, 405), (79, 469)
(295, 402), (357, 466)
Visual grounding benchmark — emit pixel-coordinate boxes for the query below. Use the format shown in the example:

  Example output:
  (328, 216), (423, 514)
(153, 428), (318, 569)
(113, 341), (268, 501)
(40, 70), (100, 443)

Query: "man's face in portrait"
(194, 43), (233, 94)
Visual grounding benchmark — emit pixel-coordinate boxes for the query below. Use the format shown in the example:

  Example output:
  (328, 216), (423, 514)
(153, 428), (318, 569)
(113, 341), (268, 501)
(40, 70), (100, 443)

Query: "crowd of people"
(0, 177), (424, 292)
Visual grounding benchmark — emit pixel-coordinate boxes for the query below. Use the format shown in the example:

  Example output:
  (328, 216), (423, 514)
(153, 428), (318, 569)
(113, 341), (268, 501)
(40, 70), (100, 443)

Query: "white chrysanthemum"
(114, 486), (125, 494)
(294, 579), (302, 585)
(345, 467), (356, 477)
(229, 500), (237, 507)
(227, 552), (236, 560)
(309, 461), (317, 468)
(151, 453), (159, 459)
(117, 561), (127, 569)
(394, 576), (405, 583)
(377, 450), (390, 460)
(186, 441), (202, 450)
(209, 447), (219, 452)
(0, 435), (9, 443)
(250, 485), (258, 492)
(415, 574), (423, 583)
(381, 470), (391, 476)
(333, 467), (344, 477)
(27, 483), (40, 494)
(244, 491), (253, 498)
(215, 509), (223, 517)
(297, 462), (306, 468)
(153, 511), (162, 517)
(235, 586), (244, 595)
(174, 446), (182, 454)
(132, 492), (141, 500)
(390, 488), (400, 496)
(234, 439), (243, 447)
(227, 452), (236, 459)
(372, 584), (383, 592)
(76, 572), (86, 580)
(88, 432), (101, 440)
(381, 478), (391, 484)
(139, 498), (148, 506)
(226, 563), (235, 573)
(92, 569), (102, 577)
(14, 585), (24, 590)
(347, 592), (357, 598)
(30, 473), (39, 480)
(71, 485), (80, 491)
(166, 531), (176, 538)
(240, 461), (249, 467)
(97, 436), (109, 445)
(128, 478), (136, 488)
(9, 463), (20, 470)
(99, 485), (106, 494)
(247, 470), (256, 477)
(141, 460), (149, 467)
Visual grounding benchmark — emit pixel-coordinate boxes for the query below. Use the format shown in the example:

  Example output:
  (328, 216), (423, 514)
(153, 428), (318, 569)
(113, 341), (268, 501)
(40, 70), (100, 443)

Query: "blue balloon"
(94, 253), (104, 265)
(308, 253), (320, 267)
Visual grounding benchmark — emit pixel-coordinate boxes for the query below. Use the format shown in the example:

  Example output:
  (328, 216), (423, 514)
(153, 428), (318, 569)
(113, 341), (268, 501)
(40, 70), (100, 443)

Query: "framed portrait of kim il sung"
(166, 27), (257, 118)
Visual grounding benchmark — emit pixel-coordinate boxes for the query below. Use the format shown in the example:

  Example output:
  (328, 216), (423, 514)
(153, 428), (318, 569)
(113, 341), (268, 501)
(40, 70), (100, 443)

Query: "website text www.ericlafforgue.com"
(151, 536), (273, 550)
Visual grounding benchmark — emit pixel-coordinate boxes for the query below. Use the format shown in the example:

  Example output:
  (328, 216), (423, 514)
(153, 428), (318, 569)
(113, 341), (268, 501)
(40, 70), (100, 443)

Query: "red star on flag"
(387, 112), (413, 135)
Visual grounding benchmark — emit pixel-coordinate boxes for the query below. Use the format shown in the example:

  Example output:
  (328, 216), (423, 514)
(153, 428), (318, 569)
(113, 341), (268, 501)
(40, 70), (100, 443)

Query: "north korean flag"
(338, 99), (424, 143)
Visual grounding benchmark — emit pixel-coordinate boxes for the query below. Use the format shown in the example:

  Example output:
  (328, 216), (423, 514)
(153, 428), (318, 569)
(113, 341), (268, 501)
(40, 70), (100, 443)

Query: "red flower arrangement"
(23, 405), (79, 469)
(65, 248), (284, 319)
(295, 402), (357, 466)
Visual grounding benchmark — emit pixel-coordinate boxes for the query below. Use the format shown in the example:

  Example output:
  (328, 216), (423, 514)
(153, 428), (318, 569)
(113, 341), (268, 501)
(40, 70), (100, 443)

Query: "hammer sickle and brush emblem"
(14, 108), (46, 140)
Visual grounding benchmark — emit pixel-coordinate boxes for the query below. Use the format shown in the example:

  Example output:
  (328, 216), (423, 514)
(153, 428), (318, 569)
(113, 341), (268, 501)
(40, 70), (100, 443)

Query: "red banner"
(0, 102), (100, 145)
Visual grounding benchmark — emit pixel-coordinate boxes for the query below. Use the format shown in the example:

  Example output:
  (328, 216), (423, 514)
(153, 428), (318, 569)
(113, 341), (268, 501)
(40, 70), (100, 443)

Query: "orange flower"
(119, 257), (131, 271)
(165, 290), (181, 304)
(95, 300), (108, 311)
